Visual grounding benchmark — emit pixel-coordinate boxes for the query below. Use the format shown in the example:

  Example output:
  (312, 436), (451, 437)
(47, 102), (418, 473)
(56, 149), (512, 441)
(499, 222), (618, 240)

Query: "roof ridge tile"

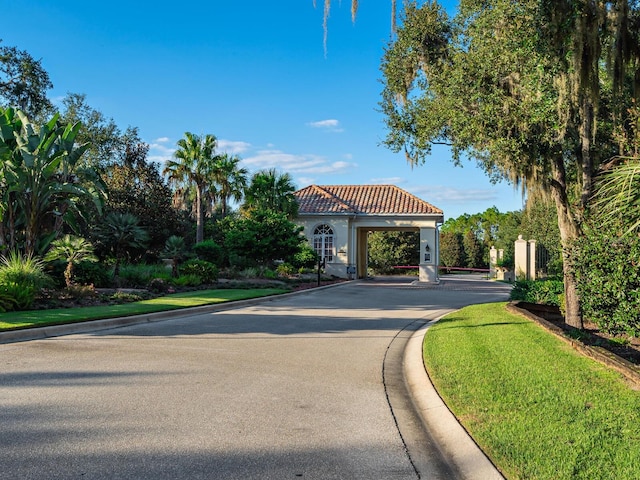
(294, 184), (443, 216)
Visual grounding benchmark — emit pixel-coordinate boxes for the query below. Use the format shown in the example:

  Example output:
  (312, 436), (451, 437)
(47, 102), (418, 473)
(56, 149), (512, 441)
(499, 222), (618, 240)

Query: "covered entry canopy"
(294, 185), (444, 282)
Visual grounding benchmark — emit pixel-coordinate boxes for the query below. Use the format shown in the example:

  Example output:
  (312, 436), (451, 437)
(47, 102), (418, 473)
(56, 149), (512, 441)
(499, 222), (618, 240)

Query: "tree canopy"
(0, 41), (53, 118)
(242, 169), (298, 218)
(164, 132), (220, 244)
(380, 0), (640, 328)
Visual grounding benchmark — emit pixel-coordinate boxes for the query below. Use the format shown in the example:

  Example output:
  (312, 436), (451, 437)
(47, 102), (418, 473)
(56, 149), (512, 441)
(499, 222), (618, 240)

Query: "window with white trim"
(313, 224), (334, 262)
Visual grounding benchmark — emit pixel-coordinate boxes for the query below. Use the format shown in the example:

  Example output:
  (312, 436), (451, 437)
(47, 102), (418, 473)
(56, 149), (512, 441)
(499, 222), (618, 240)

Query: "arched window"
(313, 224), (334, 262)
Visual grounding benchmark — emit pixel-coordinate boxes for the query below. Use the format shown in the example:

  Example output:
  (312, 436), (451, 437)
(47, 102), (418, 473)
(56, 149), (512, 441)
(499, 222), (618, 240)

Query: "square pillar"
(419, 227), (438, 283)
(356, 229), (368, 279)
(514, 235), (528, 280)
(527, 239), (536, 281)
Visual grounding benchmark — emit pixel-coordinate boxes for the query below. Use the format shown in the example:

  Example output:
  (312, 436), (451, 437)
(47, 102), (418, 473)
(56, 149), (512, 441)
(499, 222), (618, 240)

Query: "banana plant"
(0, 107), (106, 255)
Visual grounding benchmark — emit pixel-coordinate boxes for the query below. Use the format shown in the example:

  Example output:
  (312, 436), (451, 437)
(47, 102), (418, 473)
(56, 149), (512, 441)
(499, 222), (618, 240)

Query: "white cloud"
(242, 149), (356, 175)
(301, 161), (356, 174)
(296, 177), (316, 186)
(147, 140), (176, 164)
(217, 139), (251, 154)
(307, 119), (344, 133)
(409, 185), (499, 204)
(50, 95), (66, 107)
(369, 177), (406, 185)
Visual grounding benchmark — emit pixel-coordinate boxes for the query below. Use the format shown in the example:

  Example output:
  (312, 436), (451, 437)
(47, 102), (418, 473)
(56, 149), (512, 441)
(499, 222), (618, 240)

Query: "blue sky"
(3, 0), (524, 219)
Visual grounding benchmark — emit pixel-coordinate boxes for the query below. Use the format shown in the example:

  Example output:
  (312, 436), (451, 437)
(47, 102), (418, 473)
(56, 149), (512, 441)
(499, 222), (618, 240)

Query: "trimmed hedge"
(509, 279), (564, 307)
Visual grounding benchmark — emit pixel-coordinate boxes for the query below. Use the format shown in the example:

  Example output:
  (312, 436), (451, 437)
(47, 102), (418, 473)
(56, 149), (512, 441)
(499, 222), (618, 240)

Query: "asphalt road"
(0, 275), (511, 479)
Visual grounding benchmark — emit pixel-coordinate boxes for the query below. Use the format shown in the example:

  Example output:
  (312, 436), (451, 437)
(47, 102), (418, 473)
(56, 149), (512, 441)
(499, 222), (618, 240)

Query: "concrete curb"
(0, 281), (353, 345)
(404, 318), (505, 480)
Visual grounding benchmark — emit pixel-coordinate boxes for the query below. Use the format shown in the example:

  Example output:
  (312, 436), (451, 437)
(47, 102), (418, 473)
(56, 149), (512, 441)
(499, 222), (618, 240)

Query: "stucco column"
(356, 229), (368, 279)
(489, 246), (498, 279)
(527, 239), (536, 281)
(419, 227), (438, 283)
(514, 235), (528, 281)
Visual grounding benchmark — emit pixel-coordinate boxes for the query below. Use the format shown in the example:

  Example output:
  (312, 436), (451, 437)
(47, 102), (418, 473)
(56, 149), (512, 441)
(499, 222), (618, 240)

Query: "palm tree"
(44, 234), (98, 288)
(163, 235), (187, 278)
(593, 158), (640, 233)
(164, 132), (218, 243)
(242, 169), (298, 218)
(97, 212), (149, 283)
(213, 154), (248, 218)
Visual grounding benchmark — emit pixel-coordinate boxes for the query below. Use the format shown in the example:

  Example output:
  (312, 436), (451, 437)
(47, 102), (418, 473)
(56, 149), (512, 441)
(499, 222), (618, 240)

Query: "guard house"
(293, 185), (444, 282)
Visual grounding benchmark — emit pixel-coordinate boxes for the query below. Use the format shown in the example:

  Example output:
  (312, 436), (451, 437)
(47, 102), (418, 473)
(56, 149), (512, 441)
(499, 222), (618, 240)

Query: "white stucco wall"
(297, 215), (352, 278)
(296, 214), (442, 281)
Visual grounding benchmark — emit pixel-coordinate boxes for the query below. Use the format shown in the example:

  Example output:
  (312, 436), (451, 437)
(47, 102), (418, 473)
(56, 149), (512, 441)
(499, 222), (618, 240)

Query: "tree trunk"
(580, 95), (595, 210)
(172, 259), (179, 278)
(550, 155), (584, 329)
(221, 197), (227, 219)
(195, 185), (204, 244)
(65, 262), (74, 288)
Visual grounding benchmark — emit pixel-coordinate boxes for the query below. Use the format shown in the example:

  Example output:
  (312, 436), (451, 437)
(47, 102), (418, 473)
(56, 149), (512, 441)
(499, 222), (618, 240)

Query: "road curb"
(404, 317), (505, 480)
(0, 280), (354, 345)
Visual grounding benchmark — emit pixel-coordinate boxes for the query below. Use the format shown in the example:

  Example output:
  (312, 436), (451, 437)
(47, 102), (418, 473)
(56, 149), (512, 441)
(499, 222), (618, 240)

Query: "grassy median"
(424, 302), (640, 480)
(0, 288), (287, 331)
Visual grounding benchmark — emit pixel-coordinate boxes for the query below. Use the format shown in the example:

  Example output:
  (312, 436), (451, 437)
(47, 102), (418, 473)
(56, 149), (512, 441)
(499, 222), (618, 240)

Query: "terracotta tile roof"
(294, 185), (443, 215)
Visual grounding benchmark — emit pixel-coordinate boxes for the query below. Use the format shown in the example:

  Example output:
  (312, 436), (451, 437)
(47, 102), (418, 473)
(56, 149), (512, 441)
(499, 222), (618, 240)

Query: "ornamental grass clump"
(0, 252), (52, 311)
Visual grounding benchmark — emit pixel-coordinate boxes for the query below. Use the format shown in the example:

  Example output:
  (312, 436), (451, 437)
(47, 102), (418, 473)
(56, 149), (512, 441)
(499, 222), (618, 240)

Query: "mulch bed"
(30, 278), (346, 310)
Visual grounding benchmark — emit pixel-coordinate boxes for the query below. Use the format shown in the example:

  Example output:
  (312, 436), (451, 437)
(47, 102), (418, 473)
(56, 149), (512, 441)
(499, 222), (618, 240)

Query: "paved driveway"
(1, 276), (511, 479)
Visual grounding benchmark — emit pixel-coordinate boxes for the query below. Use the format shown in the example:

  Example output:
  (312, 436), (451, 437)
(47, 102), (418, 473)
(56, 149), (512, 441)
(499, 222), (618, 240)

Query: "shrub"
(193, 240), (223, 264)
(110, 291), (143, 303)
(65, 284), (97, 300)
(224, 210), (304, 267)
(262, 268), (277, 279)
(172, 274), (202, 287)
(510, 279), (564, 307)
(227, 252), (253, 269)
(276, 263), (295, 277)
(74, 261), (112, 288)
(148, 277), (171, 293)
(118, 264), (169, 288)
(181, 259), (218, 284)
(291, 243), (318, 269)
(218, 266), (240, 279)
(0, 282), (36, 310)
(0, 290), (17, 312)
(573, 223), (640, 335)
(239, 267), (259, 279)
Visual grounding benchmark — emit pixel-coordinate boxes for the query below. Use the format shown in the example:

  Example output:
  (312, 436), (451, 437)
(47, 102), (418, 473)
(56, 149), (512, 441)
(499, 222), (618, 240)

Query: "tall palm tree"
(242, 168), (298, 218)
(44, 234), (98, 288)
(164, 132), (218, 243)
(213, 154), (248, 218)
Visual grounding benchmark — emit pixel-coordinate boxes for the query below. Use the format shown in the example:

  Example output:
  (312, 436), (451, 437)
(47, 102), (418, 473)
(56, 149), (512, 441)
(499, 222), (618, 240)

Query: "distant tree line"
(367, 200), (561, 276)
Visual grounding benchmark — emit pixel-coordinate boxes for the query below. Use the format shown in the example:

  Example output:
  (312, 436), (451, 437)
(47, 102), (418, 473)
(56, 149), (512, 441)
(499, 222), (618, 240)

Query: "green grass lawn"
(0, 288), (287, 331)
(424, 302), (640, 480)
